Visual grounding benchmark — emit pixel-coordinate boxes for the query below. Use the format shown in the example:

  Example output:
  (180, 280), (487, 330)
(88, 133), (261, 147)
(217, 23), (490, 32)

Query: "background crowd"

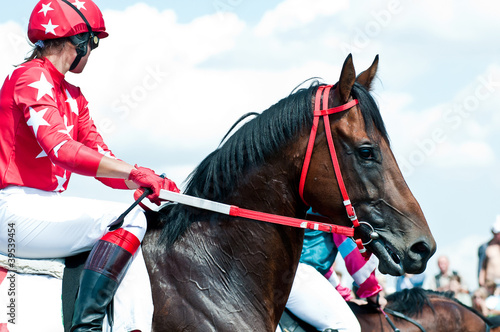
(333, 216), (500, 319)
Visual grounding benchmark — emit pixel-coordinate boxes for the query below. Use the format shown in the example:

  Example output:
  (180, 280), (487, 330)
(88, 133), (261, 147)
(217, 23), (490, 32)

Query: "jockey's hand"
(336, 284), (353, 301)
(367, 293), (387, 311)
(129, 165), (179, 205)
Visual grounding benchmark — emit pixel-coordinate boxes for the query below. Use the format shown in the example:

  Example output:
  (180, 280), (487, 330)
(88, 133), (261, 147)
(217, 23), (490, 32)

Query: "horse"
(349, 288), (500, 332)
(139, 53), (436, 331)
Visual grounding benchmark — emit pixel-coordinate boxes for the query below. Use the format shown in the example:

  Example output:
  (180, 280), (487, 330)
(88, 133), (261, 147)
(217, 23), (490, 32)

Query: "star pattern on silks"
(8, 66), (23, 80)
(65, 89), (79, 115)
(72, 0), (86, 10)
(41, 19), (59, 36)
(28, 72), (54, 101)
(35, 142), (53, 165)
(52, 140), (68, 158)
(97, 144), (113, 158)
(26, 107), (50, 137)
(58, 115), (74, 137)
(36, 148), (48, 159)
(38, 2), (54, 16)
(55, 170), (67, 192)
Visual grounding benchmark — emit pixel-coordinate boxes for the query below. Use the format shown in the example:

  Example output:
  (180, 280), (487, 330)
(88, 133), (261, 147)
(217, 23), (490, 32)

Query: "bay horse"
(350, 288), (500, 332)
(141, 54), (436, 331)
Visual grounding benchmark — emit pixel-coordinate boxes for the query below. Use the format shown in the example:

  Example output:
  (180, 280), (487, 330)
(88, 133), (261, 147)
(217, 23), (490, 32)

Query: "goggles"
(69, 32), (99, 51)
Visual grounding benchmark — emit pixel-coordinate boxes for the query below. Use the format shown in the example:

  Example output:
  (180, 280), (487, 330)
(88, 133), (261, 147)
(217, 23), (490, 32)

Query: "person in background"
(472, 287), (492, 316)
(432, 255), (461, 291)
(471, 286), (500, 327)
(483, 280), (500, 317)
(479, 216), (500, 288)
(426, 254), (469, 299)
(448, 274), (472, 306)
(395, 272), (426, 291)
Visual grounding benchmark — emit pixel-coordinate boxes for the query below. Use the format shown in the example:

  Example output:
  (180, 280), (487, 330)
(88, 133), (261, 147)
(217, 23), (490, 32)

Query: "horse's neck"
(142, 147), (307, 328)
(217, 161), (306, 311)
(142, 218), (304, 329)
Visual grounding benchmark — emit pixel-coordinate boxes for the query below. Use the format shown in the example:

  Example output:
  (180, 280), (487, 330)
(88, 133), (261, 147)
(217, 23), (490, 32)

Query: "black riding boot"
(70, 229), (140, 332)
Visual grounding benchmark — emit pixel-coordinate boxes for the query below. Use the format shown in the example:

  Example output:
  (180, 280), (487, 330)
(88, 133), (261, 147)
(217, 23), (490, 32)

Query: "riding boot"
(70, 229), (140, 332)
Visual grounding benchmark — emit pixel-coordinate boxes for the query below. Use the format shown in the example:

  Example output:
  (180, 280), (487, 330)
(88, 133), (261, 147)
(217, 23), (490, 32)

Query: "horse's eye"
(358, 147), (375, 160)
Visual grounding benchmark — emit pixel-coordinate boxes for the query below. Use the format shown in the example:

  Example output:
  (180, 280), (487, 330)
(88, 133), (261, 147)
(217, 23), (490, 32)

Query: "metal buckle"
(352, 221), (377, 246)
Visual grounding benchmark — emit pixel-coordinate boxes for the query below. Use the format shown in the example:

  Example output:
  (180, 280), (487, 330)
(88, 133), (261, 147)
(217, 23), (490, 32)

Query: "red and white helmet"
(28, 0), (108, 43)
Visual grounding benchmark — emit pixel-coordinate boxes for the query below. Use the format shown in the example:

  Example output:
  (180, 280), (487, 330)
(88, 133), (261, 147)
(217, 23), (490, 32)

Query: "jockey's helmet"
(28, 0), (108, 69)
(28, 0), (108, 42)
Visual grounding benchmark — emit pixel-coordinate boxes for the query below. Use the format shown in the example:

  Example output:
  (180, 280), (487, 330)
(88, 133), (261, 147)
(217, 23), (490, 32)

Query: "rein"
(158, 190), (354, 236)
(384, 308), (426, 332)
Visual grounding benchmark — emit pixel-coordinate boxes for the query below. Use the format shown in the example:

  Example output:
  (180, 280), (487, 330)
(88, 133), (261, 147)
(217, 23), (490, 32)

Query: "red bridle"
(299, 85), (369, 252)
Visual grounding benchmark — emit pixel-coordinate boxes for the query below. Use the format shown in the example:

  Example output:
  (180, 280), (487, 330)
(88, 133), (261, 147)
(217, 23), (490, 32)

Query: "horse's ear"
(336, 54), (356, 103)
(356, 55), (379, 90)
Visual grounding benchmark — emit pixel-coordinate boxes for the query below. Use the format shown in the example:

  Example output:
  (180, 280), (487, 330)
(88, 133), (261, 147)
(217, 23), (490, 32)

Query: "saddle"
(0, 253), (65, 279)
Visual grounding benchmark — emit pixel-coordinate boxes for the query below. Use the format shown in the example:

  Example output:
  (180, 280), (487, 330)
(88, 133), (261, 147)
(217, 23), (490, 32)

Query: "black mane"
(158, 81), (388, 246)
(386, 288), (437, 316)
(386, 288), (494, 327)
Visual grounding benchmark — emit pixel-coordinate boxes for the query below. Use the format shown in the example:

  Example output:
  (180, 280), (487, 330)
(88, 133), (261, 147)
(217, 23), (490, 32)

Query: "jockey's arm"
(95, 155), (138, 189)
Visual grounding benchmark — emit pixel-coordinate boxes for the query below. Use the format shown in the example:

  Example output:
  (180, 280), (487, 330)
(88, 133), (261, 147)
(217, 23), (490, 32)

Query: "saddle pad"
(0, 254), (65, 279)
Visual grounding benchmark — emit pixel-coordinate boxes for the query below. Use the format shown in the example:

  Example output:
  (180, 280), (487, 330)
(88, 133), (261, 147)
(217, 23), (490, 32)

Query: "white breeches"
(280, 262), (361, 332)
(0, 186), (153, 331)
(0, 186), (146, 258)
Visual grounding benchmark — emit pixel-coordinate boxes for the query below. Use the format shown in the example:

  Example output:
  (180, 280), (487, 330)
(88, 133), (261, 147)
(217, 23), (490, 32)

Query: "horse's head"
(302, 54), (436, 276)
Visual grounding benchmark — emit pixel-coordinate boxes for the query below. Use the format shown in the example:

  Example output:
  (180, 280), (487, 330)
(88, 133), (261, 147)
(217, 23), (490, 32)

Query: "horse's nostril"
(411, 241), (431, 257)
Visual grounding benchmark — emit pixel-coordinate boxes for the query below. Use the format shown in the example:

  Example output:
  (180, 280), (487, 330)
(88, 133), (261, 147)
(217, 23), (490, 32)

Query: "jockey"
(279, 210), (387, 332)
(0, 1), (179, 331)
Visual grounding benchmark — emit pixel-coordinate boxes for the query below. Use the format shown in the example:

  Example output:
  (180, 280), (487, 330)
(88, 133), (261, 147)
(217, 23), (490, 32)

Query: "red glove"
(130, 166), (179, 206)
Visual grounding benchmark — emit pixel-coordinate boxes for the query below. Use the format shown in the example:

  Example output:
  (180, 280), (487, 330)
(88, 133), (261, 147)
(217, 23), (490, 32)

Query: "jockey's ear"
(335, 54), (356, 103)
(356, 55), (379, 91)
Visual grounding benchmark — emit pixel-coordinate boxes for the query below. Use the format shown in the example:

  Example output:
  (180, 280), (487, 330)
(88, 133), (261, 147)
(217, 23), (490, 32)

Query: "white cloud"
(254, 0), (349, 36)
(434, 141), (495, 168)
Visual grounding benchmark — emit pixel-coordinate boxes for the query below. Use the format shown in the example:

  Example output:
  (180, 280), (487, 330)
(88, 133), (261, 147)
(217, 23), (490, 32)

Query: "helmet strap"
(60, 0), (94, 71)
(68, 33), (89, 70)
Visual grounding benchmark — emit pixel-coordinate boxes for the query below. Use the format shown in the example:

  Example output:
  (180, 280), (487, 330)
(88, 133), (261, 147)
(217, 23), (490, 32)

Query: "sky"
(1, 0), (500, 293)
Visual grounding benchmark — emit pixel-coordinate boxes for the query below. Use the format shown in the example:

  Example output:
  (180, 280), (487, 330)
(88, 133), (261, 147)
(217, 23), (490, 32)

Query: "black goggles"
(69, 32), (99, 51)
